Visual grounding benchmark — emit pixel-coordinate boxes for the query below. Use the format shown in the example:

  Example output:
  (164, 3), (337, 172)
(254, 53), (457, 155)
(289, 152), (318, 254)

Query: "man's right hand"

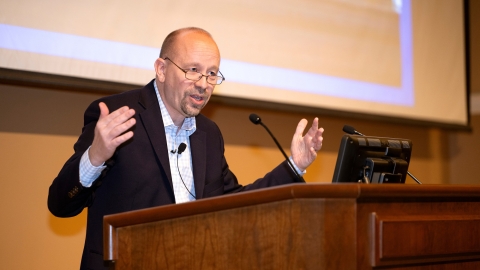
(89, 102), (136, 166)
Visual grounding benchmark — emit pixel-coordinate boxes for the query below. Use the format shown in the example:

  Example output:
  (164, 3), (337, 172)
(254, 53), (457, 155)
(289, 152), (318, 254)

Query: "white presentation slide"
(0, 0), (468, 126)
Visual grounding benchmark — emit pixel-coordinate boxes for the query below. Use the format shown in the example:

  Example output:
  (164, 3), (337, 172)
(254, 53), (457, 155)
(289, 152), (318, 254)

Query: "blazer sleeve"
(47, 100), (102, 217)
(222, 159), (304, 195)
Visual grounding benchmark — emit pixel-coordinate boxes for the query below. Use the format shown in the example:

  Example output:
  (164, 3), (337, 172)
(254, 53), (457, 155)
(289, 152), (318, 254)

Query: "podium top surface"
(104, 183), (480, 228)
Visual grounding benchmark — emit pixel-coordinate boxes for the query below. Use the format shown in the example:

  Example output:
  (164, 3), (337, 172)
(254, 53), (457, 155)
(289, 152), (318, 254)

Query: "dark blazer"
(48, 80), (301, 270)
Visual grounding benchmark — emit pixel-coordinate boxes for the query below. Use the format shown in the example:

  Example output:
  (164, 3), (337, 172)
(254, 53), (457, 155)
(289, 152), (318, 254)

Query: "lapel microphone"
(171, 143), (187, 154)
(177, 143), (187, 154)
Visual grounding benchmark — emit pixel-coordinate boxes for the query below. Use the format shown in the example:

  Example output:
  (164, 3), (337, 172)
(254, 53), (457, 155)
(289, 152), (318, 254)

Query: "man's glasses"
(164, 57), (225, 85)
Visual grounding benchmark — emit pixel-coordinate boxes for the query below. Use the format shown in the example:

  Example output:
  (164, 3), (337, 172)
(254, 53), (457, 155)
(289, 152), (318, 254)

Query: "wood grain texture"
(104, 184), (480, 269)
(358, 200), (480, 268)
(114, 199), (356, 270)
(370, 214), (480, 267)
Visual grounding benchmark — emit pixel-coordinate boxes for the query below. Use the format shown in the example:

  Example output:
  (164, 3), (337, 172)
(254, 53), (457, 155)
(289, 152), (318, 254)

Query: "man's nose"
(194, 76), (209, 92)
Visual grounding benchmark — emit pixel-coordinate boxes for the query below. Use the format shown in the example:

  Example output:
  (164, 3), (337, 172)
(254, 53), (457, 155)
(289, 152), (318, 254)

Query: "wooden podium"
(103, 184), (480, 269)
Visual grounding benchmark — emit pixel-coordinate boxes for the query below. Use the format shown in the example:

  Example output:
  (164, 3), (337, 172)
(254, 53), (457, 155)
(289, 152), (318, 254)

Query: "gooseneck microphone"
(249, 113), (305, 182)
(342, 125), (365, 136)
(174, 142), (196, 199)
(342, 125), (422, 184)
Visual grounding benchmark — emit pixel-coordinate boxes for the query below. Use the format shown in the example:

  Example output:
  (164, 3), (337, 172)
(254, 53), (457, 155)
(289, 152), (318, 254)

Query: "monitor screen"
(332, 134), (412, 184)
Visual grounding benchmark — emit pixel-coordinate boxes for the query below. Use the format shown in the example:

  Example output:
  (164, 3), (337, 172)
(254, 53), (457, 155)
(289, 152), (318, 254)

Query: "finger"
(98, 104), (132, 127)
(111, 130), (135, 148)
(313, 127), (324, 140)
(311, 117), (319, 130)
(313, 129), (324, 151)
(104, 107), (135, 131)
(306, 118), (320, 136)
(98, 102), (110, 119)
(315, 136), (323, 151)
(294, 119), (308, 138)
(108, 117), (136, 140)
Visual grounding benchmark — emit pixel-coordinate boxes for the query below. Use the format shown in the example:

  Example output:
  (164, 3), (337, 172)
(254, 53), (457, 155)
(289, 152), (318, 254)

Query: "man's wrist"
(289, 156), (306, 176)
(79, 147), (106, 187)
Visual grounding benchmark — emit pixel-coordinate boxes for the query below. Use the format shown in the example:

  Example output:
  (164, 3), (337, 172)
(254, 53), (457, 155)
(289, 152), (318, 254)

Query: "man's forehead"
(175, 32), (218, 51)
(173, 33), (220, 65)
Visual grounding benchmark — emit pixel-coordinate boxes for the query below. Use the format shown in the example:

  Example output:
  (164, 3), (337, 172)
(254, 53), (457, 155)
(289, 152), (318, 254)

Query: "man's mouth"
(190, 95), (204, 102)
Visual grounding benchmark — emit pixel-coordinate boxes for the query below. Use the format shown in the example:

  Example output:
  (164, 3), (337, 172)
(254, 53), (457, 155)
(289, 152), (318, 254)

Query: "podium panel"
(370, 214), (480, 267)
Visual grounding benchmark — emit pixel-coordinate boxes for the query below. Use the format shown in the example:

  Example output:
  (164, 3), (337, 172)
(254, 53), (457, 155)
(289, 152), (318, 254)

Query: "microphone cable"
(174, 143), (196, 199)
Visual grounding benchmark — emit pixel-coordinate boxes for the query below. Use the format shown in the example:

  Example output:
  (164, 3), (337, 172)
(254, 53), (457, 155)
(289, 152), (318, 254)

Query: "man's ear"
(154, 58), (166, 82)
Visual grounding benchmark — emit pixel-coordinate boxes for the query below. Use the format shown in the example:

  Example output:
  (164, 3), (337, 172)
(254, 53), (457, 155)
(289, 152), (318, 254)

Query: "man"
(48, 27), (324, 270)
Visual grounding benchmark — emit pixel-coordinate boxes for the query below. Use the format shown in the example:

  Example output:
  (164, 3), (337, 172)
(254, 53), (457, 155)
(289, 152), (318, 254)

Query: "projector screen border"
(0, 67), (471, 131)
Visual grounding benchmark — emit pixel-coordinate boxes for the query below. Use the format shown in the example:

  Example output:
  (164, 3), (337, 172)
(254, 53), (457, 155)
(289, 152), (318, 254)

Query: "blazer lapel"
(190, 126), (206, 199)
(137, 81), (173, 188)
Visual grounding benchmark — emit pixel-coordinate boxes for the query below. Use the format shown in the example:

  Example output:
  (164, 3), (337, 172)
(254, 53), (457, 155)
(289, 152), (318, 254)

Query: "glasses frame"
(164, 57), (225, 85)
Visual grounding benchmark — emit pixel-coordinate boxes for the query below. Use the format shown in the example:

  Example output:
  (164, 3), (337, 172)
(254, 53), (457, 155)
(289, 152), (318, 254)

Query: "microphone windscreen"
(342, 125), (356, 135)
(249, 113), (261, 125)
(178, 143), (187, 154)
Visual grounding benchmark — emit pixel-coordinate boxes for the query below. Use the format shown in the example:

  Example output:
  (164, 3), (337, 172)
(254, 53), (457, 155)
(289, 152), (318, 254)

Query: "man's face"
(157, 32), (220, 125)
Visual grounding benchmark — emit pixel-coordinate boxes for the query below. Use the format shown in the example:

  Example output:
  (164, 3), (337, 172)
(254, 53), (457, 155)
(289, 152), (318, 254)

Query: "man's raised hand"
(290, 117), (324, 172)
(88, 102), (136, 166)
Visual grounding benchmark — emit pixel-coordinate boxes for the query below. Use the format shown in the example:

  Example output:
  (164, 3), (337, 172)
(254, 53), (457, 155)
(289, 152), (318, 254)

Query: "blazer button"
(68, 186), (80, 198)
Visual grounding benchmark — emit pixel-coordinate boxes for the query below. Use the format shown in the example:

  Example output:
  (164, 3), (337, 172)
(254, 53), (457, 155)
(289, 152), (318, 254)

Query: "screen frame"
(0, 66), (471, 131)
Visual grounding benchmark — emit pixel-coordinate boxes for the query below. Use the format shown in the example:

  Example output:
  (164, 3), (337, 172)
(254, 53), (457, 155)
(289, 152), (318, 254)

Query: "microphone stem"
(259, 122), (305, 182)
(407, 171), (422, 184)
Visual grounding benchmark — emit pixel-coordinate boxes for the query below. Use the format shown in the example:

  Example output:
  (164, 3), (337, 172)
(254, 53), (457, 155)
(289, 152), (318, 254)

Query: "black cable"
(175, 149), (196, 199)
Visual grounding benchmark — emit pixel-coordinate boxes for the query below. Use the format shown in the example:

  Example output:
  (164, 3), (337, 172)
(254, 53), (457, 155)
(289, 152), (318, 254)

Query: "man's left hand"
(291, 118), (324, 172)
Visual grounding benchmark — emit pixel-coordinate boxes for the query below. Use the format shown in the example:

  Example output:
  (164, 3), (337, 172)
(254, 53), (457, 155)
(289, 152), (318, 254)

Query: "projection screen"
(0, 0), (468, 127)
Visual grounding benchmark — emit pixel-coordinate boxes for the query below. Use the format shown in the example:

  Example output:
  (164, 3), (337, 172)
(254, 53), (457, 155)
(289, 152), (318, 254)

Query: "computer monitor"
(332, 134), (412, 184)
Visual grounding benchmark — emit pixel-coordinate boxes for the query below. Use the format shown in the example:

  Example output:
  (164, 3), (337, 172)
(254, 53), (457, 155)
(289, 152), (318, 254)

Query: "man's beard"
(180, 93), (209, 117)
